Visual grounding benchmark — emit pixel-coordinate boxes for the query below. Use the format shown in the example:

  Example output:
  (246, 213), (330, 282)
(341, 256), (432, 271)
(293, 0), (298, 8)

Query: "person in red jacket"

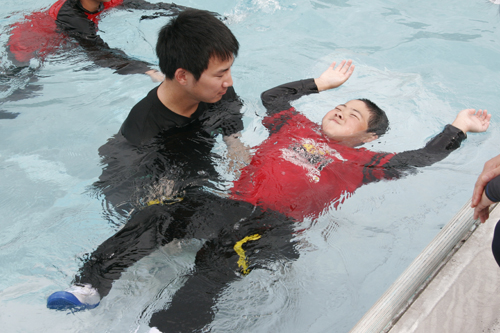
(1, 0), (185, 119)
(47, 60), (491, 332)
(7, 0), (185, 78)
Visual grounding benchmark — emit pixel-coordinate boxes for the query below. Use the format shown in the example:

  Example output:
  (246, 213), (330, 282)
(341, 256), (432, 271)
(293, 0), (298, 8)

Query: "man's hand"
(472, 154), (500, 208)
(474, 191), (495, 223)
(314, 60), (355, 92)
(451, 109), (490, 133)
(146, 69), (165, 82)
(223, 132), (251, 176)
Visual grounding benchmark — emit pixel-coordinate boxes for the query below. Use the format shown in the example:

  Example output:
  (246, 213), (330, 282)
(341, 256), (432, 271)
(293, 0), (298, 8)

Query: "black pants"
(75, 189), (298, 332)
(492, 220), (500, 267)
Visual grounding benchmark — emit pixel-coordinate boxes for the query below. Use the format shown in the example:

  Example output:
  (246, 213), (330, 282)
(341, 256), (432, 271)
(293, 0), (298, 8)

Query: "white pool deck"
(389, 205), (500, 333)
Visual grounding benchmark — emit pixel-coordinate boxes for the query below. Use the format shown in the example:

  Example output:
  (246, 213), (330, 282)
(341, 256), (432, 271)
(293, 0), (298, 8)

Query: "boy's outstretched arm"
(261, 60), (354, 115)
(382, 109), (490, 174)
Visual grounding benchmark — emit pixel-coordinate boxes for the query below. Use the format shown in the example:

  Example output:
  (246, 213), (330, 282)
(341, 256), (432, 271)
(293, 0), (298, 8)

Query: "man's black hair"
(359, 98), (389, 136)
(156, 9), (239, 80)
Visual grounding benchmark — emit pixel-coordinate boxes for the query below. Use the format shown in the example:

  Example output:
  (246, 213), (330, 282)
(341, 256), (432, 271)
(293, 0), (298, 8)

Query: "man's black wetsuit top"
(94, 85), (244, 216)
(120, 85), (243, 145)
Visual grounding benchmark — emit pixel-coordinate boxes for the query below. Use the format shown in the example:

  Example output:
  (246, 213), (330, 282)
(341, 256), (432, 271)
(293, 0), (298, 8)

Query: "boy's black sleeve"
(261, 78), (319, 115)
(381, 124), (466, 178)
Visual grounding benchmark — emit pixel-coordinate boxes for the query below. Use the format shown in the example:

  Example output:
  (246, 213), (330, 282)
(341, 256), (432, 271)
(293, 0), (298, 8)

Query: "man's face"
(321, 99), (376, 146)
(185, 56), (234, 104)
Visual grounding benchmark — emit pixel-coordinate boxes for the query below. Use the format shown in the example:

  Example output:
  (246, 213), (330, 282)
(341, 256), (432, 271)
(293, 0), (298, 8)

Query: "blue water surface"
(0, 0), (499, 332)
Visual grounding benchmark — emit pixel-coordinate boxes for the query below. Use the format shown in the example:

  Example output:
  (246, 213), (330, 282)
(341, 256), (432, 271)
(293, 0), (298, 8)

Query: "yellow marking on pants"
(234, 234), (261, 275)
(146, 197), (184, 206)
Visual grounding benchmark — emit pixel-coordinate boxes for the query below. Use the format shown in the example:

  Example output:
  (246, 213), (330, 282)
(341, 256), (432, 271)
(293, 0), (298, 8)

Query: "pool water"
(1, 0), (499, 332)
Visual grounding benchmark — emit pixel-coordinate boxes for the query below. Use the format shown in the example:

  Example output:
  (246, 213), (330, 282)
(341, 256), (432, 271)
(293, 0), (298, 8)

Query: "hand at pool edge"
(472, 154), (500, 208)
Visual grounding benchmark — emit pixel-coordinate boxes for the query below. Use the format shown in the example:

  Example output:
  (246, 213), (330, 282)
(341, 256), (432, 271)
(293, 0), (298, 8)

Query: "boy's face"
(185, 56), (234, 104)
(321, 99), (377, 146)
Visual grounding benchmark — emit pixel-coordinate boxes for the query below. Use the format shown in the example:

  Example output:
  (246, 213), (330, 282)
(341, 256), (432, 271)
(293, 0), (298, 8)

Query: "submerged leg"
(149, 237), (239, 332)
(74, 205), (182, 298)
(149, 206), (299, 332)
(48, 204), (192, 311)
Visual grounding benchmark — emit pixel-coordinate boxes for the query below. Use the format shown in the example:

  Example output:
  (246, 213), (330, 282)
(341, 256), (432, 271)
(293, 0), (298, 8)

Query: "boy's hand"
(314, 60), (355, 92)
(451, 109), (491, 133)
(472, 155), (500, 208)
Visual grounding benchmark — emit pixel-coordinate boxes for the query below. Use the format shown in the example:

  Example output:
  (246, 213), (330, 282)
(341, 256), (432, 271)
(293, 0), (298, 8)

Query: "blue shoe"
(47, 284), (100, 311)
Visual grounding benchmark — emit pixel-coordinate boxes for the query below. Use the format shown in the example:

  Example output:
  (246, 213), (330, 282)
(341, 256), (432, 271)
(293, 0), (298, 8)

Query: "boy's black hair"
(156, 9), (239, 80)
(359, 98), (389, 136)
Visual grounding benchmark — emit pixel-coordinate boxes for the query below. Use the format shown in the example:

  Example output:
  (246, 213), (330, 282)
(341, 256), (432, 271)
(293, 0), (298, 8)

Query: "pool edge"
(349, 199), (498, 333)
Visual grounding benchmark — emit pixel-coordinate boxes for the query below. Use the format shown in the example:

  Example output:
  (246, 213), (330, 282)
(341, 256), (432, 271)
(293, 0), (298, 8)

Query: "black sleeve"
(56, 12), (153, 74)
(486, 175), (500, 202)
(119, 0), (187, 12)
(196, 86), (244, 137)
(76, 36), (153, 74)
(219, 87), (244, 136)
(382, 124), (467, 177)
(261, 78), (319, 115)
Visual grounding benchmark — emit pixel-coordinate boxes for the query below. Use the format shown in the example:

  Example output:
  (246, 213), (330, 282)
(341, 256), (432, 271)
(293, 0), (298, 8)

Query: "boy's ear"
(362, 133), (378, 144)
(174, 68), (189, 85)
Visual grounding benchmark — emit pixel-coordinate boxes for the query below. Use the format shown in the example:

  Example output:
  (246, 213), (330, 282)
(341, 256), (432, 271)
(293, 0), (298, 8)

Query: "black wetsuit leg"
(73, 190), (258, 298)
(74, 201), (201, 297)
(149, 204), (298, 333)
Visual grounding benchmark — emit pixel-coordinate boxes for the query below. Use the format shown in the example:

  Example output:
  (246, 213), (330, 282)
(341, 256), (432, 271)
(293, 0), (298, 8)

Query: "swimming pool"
(1, 0), (499, 331)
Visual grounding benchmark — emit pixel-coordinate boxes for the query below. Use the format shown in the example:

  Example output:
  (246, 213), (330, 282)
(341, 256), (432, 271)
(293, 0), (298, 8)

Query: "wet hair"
(156, 9), (239, 80)
(358, 99), (389, 137)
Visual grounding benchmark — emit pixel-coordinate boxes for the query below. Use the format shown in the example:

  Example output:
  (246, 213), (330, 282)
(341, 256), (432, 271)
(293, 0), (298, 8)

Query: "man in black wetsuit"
(92, 8), (248, 217)
(47, 59), (490, 332)
(47, 7), (249, 317)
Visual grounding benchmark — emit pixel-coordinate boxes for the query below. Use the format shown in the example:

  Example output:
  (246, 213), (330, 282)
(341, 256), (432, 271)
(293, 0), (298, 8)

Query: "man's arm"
(471, 154), (500, 209)
(474, 174), (500, 223)
(223, 132), (250, 176)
